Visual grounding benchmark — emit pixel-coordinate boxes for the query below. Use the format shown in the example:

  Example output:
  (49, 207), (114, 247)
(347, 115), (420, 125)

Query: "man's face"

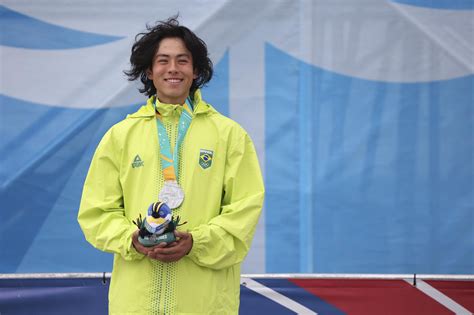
(147, 37), (197, 104)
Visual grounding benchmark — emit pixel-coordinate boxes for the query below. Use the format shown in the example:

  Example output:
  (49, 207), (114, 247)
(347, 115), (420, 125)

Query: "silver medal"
(159, 180), (184, 209)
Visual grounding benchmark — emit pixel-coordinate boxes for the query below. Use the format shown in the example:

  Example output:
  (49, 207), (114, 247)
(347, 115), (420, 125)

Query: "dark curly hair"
(124, 16), (213, 97)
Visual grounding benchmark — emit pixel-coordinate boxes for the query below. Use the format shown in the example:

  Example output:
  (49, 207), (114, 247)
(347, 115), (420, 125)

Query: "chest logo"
(199, 149), (213, 169)
(132, 154), (144, 168)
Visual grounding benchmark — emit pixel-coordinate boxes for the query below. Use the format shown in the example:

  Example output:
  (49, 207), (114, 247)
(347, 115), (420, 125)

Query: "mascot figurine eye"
(132, 201), (186, 247)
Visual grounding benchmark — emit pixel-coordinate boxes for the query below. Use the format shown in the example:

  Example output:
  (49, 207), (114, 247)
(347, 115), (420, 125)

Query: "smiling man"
(77, 17), (264, 314)
(147, 37), (197, 104)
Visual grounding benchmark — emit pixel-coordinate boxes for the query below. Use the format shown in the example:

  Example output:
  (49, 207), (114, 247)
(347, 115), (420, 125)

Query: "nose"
(168, 60), (178, 73)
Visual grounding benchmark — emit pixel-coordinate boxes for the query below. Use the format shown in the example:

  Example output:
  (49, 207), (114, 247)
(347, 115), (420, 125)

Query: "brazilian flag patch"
(199, 149), (213, 169)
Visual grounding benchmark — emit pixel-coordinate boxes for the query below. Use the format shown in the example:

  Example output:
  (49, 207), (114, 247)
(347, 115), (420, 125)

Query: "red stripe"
(289, 279), (454, 315)
(425, 280), (474, 313)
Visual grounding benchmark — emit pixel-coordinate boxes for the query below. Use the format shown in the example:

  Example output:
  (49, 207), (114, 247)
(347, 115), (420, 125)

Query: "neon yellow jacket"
(78, 90), (264, 314)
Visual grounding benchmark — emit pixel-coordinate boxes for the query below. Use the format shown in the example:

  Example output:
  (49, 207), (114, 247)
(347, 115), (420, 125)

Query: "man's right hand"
(131, 230), (153, 256)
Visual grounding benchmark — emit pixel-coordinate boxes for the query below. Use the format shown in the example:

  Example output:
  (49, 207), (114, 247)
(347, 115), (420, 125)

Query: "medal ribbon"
(155, 97), (193, 181)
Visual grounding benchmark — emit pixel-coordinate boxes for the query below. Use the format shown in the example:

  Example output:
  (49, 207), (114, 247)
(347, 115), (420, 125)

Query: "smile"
(165, 78), (183, 83)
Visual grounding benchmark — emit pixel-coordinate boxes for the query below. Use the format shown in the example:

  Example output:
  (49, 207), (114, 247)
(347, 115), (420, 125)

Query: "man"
(77, 17), (264, 314)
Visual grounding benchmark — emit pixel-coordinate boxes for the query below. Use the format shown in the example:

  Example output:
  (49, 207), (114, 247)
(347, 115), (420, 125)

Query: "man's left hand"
(147, 230), (193, 262)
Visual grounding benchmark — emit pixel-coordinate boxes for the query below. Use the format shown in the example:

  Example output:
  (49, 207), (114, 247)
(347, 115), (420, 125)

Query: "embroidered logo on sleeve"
(132, 154), (144, 168)
(199, 149), (213, 169)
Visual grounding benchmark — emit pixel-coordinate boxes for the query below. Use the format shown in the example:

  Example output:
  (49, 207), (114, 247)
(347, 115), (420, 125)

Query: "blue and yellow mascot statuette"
(133, 201), (186, 247)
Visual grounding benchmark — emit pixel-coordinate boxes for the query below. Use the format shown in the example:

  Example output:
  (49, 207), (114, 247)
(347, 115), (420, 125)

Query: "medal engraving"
(159, 180), (185, 209)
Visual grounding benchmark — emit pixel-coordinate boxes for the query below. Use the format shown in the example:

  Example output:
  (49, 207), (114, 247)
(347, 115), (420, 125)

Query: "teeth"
(167, 79), (182, 83)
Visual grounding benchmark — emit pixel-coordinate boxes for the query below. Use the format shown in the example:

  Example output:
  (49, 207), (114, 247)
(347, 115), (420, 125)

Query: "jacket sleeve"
(77, 129), (144, 261)
(187, 132), (265, 270)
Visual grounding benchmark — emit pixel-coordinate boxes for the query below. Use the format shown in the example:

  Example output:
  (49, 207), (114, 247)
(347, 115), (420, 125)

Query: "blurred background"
(1, 0), (473, 275)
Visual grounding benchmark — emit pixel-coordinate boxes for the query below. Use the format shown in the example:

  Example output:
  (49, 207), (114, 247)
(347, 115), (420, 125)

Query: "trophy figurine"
(133, 201), (186, 247)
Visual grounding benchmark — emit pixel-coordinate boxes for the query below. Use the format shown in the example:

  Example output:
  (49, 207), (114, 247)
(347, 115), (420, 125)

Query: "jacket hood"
(127, 89), (215, 119)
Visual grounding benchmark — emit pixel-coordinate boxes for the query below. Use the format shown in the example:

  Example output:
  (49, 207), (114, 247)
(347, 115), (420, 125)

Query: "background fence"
(1, 273), (473, 314)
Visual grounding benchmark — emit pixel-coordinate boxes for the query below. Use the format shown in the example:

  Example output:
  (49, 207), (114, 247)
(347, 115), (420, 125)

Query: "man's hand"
(147, 230), (193, 262)
(131, 230), (152, 256)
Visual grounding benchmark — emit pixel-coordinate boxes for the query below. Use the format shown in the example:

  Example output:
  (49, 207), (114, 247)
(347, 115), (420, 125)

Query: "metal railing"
(1, 273), (473, 280)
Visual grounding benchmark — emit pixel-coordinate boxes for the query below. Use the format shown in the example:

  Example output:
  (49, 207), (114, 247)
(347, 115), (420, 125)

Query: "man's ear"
(146, 69), (153, 80)
(193, 69), (198, 79)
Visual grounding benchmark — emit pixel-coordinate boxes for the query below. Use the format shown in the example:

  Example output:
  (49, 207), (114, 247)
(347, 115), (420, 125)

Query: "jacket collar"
(127, 89), (214, 119)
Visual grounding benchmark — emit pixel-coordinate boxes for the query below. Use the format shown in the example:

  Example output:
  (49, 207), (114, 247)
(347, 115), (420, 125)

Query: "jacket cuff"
(122, 226), (146, 261)
(187, 228), (205, 261)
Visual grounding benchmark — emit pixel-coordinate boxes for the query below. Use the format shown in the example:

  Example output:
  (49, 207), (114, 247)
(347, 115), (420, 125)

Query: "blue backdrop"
(0, 0), (473, 274)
